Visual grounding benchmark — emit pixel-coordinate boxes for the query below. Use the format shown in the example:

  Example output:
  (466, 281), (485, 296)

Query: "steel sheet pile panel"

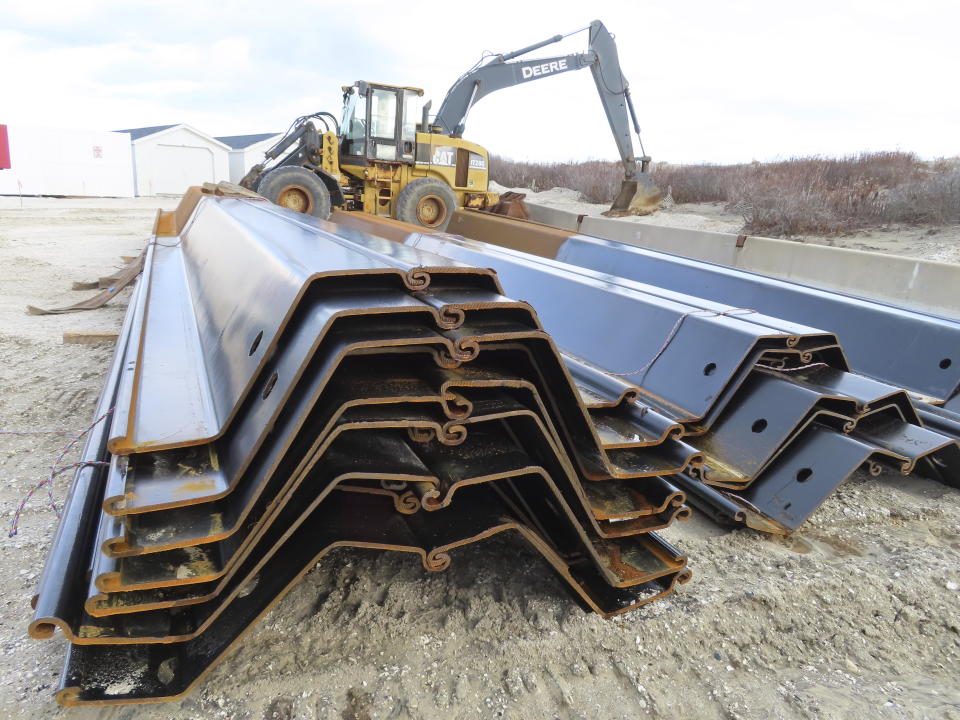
(330, 212), (959, 536)
(29, 194), (694, 706)
(551, 230), (960, 404)
(447, 210), (960, 404)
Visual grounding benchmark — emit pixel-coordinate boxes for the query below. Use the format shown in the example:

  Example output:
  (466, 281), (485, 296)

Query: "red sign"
(0, 125), (10, 170)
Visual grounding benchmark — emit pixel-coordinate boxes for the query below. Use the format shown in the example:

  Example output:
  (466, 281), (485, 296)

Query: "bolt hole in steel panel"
(687, 371), (854, 484)
(248, 331), (263, 356)
(261, 372), (278, 399)
(738, 424), (878, 530)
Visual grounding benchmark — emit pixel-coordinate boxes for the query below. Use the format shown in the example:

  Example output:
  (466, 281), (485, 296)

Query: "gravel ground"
(1, 197), (959, 720)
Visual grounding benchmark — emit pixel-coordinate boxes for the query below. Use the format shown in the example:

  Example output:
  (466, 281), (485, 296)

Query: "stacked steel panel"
(336, 210), (960, 533)
(29, 193), (960, 706)
(404, 210), (960, 532)
(29, 193), (694, 705)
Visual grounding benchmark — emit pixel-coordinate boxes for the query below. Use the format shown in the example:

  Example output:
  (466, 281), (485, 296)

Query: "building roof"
(215, 133), (281, 149)
(115, 125), (178, 140)
(113, 124), (232, 150)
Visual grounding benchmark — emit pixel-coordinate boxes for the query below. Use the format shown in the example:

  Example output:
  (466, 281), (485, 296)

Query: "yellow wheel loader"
(240, 20), (662, 230)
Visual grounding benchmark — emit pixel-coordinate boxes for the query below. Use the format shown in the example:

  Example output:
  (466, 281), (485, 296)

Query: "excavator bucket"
(604, 173), (663, 217)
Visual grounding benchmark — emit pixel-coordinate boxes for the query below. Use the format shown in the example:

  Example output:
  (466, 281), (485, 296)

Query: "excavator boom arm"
(434, 52), (593, 137)
(433, 20), (650, 183)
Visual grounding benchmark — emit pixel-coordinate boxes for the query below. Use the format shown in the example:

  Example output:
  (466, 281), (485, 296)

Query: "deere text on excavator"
(240, 20), (661, 230)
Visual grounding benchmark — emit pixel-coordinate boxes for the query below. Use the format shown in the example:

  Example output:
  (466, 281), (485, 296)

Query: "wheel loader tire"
(396, 178), (457, 230)
(258, 167), (331, 219)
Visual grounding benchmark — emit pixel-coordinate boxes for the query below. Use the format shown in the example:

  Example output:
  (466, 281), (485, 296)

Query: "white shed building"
(215, 133), (282, 183)
(0, 124), (134, 197)
(119, 124), (231, 196)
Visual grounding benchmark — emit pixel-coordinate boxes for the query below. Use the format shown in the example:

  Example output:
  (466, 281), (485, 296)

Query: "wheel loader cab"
(339, 82), (422, 165)
(253, 20), (662, 228)
(254, 80), (497, 230)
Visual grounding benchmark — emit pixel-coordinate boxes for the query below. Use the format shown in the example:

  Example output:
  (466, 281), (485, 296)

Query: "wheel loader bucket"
(603, 174), (662, 217)
(487, 191), (531, 219)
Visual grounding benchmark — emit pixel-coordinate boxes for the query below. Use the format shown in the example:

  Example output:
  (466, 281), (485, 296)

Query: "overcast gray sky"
(1, 0), (957, 164)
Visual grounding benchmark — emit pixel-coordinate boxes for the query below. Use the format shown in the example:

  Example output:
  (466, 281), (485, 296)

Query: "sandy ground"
(495, 185), (960, 266)
(1, 197), (959, 720)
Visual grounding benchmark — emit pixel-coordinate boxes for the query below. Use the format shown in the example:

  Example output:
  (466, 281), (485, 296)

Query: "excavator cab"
(339, 82), (422, 165)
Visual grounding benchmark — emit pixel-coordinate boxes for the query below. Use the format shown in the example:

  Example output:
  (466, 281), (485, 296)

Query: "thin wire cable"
(607, 308), (758, 381)
(0, 429), (75, 436)
(150, 238), (181, 248)
(7, 408), (115, 537)
(761, 362), (829, 374)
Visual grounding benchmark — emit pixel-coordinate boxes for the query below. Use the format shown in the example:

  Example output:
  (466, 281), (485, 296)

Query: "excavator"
(240, 20), (661, 230)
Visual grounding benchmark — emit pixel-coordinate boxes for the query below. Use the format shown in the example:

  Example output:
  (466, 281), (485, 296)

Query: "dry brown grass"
(489, 152), (960, 237)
